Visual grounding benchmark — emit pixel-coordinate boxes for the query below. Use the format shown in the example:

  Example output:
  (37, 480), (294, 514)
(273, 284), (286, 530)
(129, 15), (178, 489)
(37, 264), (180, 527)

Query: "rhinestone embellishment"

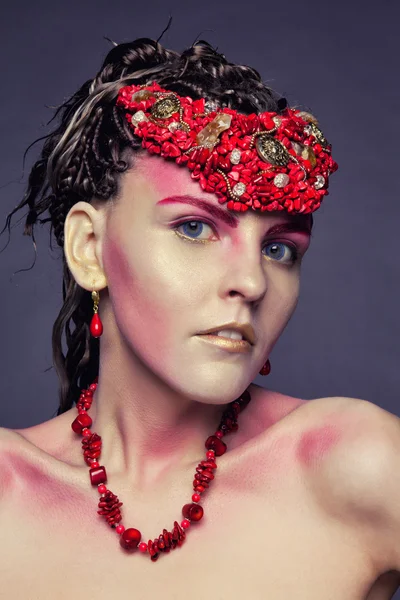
(230, 149), (242, 165)
(131, 111), (148, 125)
(204, 100), (219, 114)
(233, 182), (246, 197)
(168, 121), (182, 133)
(273, 173), (290, 188)
(314, 175), (326, 190)
(256, 134), (290, 166)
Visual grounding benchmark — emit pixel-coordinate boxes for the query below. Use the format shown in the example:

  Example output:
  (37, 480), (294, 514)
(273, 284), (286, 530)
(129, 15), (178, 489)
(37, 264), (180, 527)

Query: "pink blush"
(102, 224), (174, 359)
(296, 425), (342, 469)
(5, 451), (86, 513)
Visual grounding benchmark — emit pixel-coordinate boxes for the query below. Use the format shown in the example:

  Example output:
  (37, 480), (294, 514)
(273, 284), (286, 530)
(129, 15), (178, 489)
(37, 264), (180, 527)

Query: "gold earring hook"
(91, 290), (100, 313)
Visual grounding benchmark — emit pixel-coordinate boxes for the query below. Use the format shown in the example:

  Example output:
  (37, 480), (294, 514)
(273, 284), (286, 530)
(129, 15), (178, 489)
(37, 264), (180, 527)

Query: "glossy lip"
(195, 334), (252, 353)
(197, 321), (256, 345)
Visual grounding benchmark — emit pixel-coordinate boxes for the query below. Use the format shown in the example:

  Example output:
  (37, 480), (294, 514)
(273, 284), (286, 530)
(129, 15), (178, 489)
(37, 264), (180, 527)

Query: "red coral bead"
(90, 313), (103, 338)
(205, 435), (227, 456)
(120, 528), (142, 550)
(89, 466), (107, 486)
(181, 519), (190, 529)
(182, 503), (204, 521)
(71, 413), (92, 434)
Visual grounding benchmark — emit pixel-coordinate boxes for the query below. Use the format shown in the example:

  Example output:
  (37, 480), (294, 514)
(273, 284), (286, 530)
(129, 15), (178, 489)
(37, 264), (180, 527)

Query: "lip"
(197, 321), (256, 345)
(195, 334), (252, 353)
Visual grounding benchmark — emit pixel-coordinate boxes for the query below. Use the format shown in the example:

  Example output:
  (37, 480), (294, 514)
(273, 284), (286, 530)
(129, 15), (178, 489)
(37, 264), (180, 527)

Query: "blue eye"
(263, 242), (299, 264)
(178, 221), (208, 238)
(174, 220), (299, 264)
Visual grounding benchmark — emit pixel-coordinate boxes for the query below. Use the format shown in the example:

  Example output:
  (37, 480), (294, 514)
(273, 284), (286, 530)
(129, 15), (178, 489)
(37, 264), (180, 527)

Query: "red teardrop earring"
(259, 358), (271, 376)
(90, 290), (103, 338)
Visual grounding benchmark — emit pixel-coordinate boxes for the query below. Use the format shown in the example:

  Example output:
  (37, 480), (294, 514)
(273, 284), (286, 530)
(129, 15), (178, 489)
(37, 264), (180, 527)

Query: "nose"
(220, 243), (267, 305)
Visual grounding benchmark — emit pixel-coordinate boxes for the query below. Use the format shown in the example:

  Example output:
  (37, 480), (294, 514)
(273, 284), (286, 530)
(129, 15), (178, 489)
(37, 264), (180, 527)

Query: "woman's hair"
(1, 36), (313, 416)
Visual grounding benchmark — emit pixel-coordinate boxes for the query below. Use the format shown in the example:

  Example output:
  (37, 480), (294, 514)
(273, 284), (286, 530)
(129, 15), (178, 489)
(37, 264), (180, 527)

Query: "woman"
(1, 37), (399, 598)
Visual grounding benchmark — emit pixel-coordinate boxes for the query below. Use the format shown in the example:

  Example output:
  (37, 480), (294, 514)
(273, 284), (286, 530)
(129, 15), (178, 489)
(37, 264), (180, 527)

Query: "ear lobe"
(64, 201), (108, 291)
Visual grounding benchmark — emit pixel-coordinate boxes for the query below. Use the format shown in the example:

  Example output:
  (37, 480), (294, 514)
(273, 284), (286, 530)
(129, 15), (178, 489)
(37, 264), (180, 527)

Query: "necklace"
(71, 378), (252, 562)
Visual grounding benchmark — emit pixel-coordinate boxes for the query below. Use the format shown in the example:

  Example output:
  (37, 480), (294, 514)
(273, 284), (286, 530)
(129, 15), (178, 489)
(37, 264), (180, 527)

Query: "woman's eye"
(174, 220), (215, 241)
(262, 242), (299, 264)
(174, 220), (299, 264)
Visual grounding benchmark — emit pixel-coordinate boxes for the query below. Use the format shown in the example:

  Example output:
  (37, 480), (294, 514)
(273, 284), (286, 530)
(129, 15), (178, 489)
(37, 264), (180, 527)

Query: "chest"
(0, 453), (377, 600)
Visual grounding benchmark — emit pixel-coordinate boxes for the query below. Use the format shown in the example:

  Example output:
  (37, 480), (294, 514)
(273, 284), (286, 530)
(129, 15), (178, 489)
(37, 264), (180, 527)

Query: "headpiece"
(116, 82), (338, 214)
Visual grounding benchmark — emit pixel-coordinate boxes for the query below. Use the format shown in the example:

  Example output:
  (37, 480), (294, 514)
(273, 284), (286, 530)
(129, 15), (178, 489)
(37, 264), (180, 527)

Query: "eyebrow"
(156, 195), (312, 236)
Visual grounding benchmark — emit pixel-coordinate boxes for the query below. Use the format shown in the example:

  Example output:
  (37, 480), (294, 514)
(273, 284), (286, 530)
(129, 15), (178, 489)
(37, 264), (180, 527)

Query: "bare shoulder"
(255, 383), (390, 434)
(290, 394), (400, 520)
(0, 418), (70, 497)
(0, 426), (28, 499)
(248, 382), (373, 429)
(251, 385), (397, 508)
(0, 423), (49, 460)
(301, 396), (400, 576)
(0, 425), (27, 457)
(253, 389), (400, 573)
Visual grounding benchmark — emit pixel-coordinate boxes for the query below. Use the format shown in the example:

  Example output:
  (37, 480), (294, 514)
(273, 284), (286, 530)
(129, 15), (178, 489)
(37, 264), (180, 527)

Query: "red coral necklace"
(71, 378), (252, 562)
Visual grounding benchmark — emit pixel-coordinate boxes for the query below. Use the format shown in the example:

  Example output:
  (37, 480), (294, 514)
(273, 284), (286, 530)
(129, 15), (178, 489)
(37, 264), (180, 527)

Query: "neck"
(88, 336), (229, 490)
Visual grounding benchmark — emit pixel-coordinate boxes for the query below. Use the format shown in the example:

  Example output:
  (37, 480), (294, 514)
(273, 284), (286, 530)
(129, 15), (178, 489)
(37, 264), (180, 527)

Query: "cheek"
(259, 274), (300, 342)
(102, 233), (202, 358)
(102, 235), (171, 347)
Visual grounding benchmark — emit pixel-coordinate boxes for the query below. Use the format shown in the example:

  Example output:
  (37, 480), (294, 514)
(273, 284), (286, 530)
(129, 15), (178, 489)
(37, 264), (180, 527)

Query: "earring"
(259, 358), (271, 376)
(90, 290), (103, 338)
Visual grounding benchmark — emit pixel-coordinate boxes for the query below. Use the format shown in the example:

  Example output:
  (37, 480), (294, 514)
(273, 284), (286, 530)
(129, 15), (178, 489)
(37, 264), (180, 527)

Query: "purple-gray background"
(0, 4), (398, 436)
(0, 0), (399, 593)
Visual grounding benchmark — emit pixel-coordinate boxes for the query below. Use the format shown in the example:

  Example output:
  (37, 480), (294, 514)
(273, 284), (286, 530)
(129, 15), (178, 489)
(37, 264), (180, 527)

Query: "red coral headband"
(116, 82), (338, 214)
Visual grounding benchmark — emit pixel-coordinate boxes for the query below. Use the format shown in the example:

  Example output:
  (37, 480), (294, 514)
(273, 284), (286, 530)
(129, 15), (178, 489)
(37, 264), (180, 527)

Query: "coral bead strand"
(71, 379), (251, 562)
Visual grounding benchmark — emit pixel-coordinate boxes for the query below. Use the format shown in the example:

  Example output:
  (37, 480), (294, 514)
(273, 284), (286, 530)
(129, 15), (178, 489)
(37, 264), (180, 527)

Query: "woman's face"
(101, 152), (312, 401)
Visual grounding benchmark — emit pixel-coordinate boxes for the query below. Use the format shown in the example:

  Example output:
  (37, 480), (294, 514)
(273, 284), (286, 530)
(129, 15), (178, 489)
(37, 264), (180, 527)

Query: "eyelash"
(172, 219), (300, 264)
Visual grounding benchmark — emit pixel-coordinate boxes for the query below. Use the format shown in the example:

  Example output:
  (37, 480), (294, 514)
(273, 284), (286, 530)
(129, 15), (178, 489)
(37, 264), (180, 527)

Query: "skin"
(63, 150), (312, 492)
(296, 424), (343, 468)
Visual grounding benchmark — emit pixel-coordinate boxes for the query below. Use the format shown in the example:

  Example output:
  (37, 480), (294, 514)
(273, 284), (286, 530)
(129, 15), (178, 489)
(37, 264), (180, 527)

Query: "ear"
(64, 201), (108, 291)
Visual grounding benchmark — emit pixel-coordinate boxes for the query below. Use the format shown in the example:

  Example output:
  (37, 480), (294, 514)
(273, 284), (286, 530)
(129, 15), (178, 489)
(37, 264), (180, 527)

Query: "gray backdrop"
(0, 0), (398, 527)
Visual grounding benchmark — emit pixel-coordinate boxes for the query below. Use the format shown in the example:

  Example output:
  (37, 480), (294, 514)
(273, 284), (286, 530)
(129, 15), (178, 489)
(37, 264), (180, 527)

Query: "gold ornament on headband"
(255, 134), (290, 166)
(151, 94), (181, 119)
(304, 122), (328, 147)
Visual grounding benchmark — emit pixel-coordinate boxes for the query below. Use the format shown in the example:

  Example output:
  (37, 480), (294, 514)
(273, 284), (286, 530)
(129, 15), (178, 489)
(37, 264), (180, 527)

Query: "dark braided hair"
(1, 36), (313, 416)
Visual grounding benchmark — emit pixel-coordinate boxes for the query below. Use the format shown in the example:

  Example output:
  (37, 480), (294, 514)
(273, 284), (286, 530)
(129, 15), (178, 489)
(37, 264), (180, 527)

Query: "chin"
(173, 374), (252, 405)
